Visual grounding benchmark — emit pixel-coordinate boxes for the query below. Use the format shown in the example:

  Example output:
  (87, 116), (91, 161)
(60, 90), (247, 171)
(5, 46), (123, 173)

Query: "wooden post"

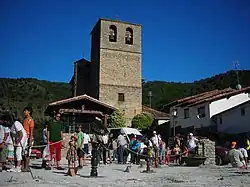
(90, 142), (99, 177)
(155, 148), (159, 168)
(146, 146), (151, 172)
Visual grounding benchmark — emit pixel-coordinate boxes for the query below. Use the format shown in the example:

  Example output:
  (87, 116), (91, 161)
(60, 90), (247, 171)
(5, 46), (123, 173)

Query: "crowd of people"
(64, 130), (201, 168)
(1, 107), (249, 173)
(0, 107), (34, 172)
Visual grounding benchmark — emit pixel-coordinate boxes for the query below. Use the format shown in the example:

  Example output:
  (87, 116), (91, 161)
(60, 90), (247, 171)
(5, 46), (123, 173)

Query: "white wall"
(170, 102), (210, 129)
(217, 101), (250, 134)
(158, 119), (169, 125)
(209, 92), (250, 117)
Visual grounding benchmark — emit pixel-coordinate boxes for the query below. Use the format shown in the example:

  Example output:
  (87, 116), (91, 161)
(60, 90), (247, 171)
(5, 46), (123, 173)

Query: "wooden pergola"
(44, 94), (118, 131)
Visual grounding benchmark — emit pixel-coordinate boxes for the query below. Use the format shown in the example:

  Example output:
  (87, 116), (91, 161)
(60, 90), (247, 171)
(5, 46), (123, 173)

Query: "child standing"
(159, 140), (166, 164)
(66, 136), (78, 169)
(165, 147), (171, 165)
(173, 144), (181, 163)
(76, 126), (84, 168)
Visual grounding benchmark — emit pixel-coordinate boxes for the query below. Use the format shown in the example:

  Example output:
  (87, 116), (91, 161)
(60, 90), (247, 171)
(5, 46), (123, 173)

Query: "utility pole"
(233, 60), (242, 90)
(148, 91), (152, 108)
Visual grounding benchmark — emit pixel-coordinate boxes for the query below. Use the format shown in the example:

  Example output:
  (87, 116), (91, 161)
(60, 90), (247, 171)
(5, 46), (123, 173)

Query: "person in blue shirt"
(129, 135), (141, 164)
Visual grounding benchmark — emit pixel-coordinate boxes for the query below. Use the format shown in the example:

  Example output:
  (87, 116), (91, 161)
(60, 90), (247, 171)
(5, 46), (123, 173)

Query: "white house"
(166, 87), (250, 134)
(214, 100), (250, 134)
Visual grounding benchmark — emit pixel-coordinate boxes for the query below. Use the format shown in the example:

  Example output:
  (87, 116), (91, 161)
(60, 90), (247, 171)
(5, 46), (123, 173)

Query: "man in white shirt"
(117, 132), (127, 164)
(186, 133), (199, 154)
(82, 132), (90, 166)
(8, 119), (28, 172)
(151, 131), (161, 166)
(102, 134), (109, 164)
(187, 133), (198, 149)
(151, 131), (161, 148)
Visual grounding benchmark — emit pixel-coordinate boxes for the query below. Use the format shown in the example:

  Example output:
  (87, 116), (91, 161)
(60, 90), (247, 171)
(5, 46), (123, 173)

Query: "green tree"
(131, 112), (153, 131)
(107, 110), (126, 128)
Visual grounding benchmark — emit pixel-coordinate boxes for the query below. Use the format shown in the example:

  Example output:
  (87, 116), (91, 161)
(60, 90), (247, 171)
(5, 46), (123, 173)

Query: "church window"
(118, 93), (125, 102)
(125, 27), (133, 45)
(109, 25), (117, 42)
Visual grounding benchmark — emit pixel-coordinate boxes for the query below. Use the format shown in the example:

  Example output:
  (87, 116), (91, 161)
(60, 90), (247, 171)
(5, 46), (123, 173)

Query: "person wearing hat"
(228, 141), (247, 169)
(185, 133), (198, 155)
(151, 131), (161, 148)
(151, 131), (161, 166)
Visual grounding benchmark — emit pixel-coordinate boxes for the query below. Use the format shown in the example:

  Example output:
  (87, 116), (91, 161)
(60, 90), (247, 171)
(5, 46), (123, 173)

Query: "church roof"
(45, 94), (118, 116)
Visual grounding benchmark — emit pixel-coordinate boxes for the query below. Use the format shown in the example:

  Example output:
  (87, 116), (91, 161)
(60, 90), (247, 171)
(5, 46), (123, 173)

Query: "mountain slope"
(0, 78), (71, 117)
(0, 70), (249, 117)
(142, 70), (250, 111)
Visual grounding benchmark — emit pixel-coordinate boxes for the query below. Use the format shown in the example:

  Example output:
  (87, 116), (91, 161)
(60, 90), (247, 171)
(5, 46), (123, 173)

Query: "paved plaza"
(0, 159), (250, 187)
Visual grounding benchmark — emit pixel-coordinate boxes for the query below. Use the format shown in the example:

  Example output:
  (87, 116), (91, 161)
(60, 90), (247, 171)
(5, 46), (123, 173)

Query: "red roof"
(142, 105), (170, 118)
(48, 94), (118, 110)
(166, 87), (250, 108)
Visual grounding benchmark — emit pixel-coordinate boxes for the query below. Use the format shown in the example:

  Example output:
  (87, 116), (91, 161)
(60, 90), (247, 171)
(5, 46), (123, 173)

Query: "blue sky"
(1, 0), (250, 83)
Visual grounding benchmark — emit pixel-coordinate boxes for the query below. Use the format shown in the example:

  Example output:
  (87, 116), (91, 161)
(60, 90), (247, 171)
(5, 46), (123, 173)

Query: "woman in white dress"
(8, 119), (28, 172)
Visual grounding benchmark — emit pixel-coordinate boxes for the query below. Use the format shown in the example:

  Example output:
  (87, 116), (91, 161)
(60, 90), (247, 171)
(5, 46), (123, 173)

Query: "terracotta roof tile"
(142, 105), (170, 118)
(175, 88), (233, 107)
(187, 86), (250, 107)
(166, 87), (250, 108)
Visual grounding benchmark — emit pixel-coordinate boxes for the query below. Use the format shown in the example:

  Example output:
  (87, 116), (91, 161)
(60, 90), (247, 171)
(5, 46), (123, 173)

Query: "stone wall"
(89, 18), (142, 126)
(99, 84), (142, 125)
(198, 138), (216, 165)
(100, 49), (141, 87)
(100, 19), (142, 54)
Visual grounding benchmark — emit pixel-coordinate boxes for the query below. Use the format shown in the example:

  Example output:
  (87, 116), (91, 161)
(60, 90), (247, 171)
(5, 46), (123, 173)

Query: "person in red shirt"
(22, 106), (34, 172)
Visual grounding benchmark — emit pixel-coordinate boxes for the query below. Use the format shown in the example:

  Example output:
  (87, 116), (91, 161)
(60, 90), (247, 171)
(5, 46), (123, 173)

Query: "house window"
(197, 106), (206, 118)
(241, 107), (245, 116)
(184, 108), (190, 119)
(125, 27), (133, 45)
(219, 115), (222, 124)
(118, 93), (125, 102)
(109, 25), (117, 42)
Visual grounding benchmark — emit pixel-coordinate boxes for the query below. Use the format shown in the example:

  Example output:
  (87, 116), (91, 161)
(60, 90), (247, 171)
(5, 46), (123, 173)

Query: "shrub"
(131, 112), (153, 131)
(108, 110), (126, 128)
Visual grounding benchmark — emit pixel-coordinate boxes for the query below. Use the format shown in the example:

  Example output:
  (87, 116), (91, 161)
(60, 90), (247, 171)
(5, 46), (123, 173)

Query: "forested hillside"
(0, 70), (250, 118)
(0, 78), (71, 118)
(142, 70), (250, 111)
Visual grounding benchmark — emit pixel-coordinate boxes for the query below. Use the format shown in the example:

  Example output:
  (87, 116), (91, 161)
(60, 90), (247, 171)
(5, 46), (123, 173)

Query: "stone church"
(70, 18), (142, 125)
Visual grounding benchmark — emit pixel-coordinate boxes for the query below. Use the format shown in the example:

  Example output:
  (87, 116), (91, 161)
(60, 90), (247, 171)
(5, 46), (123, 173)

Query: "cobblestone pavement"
(0, 159), (250, 187)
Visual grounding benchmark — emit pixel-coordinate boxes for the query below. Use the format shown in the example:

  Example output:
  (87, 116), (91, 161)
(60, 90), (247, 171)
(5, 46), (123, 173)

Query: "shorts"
(0, 146), (7, 163)
(14, 139), (28, 161)
(77, 148), (84, 158)
(83, 144), (89, 155)
(108, 150), (114, 158)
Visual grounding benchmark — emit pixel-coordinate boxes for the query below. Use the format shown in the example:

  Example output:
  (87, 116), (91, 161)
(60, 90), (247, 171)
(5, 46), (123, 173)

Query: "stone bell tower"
(90, 18), (142, 125)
